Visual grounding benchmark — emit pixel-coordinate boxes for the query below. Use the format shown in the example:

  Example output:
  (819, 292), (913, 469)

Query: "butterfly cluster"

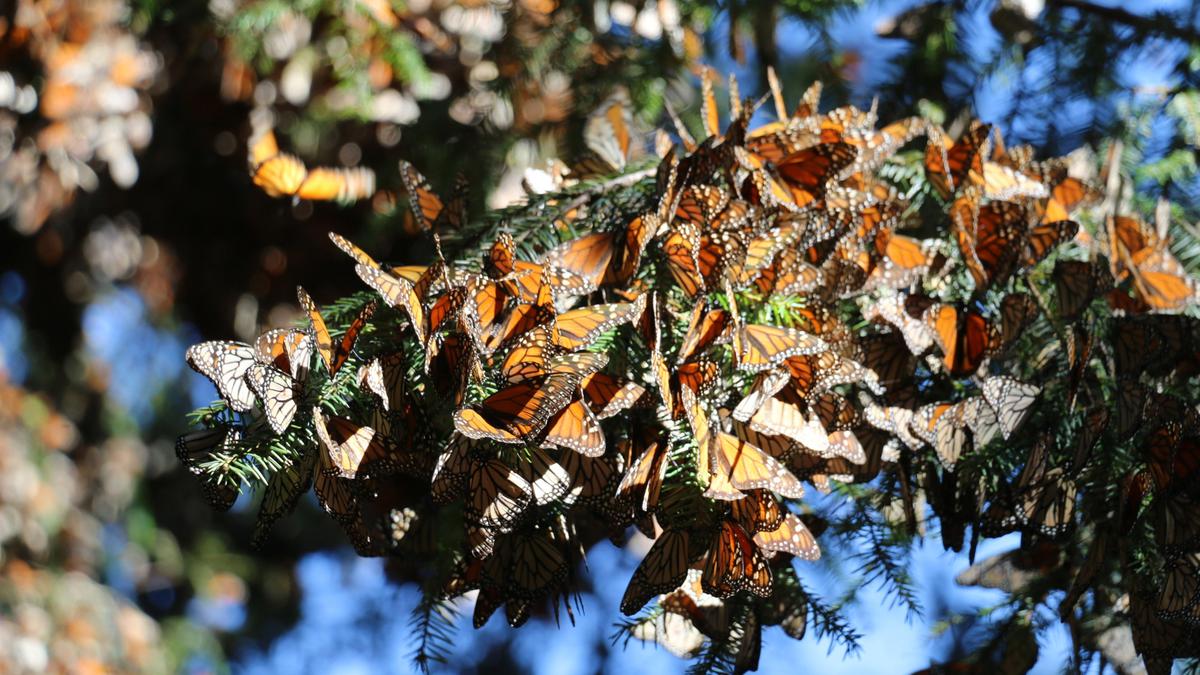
(183, 66), (1200, 669)
(0, 0), (160, 234)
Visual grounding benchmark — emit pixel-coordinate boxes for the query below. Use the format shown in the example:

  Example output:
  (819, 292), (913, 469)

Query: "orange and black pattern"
(184, 70), (1200, 669)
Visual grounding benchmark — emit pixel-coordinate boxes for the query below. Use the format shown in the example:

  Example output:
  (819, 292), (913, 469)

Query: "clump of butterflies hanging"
(181, 67), (1200, 671)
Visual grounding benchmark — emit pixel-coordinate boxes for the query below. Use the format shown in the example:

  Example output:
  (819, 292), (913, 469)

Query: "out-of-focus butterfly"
(574, 88), (636, 177)
(1108, 214), (1198, 312)
(248, 126), (376, 203)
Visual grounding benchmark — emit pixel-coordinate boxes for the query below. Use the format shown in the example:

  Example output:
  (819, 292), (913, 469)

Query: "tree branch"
(1050, 0), (1200, 44)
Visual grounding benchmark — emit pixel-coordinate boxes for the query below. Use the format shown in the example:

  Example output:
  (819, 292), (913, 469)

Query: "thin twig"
(561, 167), (656, 214)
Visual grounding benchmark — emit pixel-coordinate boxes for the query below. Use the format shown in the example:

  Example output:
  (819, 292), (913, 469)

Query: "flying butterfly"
(248, 126), (376, 203)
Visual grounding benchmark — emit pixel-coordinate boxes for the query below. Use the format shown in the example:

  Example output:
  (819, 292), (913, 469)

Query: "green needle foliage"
(180, 63), (1200, 673)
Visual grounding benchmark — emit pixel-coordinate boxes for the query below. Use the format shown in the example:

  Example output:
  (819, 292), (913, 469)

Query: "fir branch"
(409, 595), (458, 674)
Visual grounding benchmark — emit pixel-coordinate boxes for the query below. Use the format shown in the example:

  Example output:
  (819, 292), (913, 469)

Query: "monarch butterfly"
(701, 520), (772, 599)
(663, 222), (744, 297)
(863, 291), (936, 356)
(508, 528), (571, 602)
(541, 232), (615, 293)
(1142, 423), (1200, 496)
(950, 190), (1026, 290)
(559, 449), (620, 507)
(552, 297), (645, 350)
(980, 161), (1047, 201)
(255, 328), (314, 382)
(485, 271), (557, 353)
(676, 305), (730, 366)
(575, 88), (635, 176)
(398, 160), (466, 232)
(753, 513), (820, 560)
(542, 399), (606, 457)
(1024, 218), (1079, 268)
(919, 301), (996, 377)
(176, 425), (241, 471)
(252, 449), (317, 547)
(705, 408), (806, 500)
(1152, 492), (1200, 559)
(498, 325), (560, 384)
(245, 362), (300, 434)
(784, 349), (881, 400)
(313, 406), (395, 479)
(863, 231), (934, 291)
(675, 184), (730, 226)
(1053, 260), (1113, 320)
(811, 392), (862, 432)
(862, 401), (924, 451)
(766, 65), (791, 122)
(467, 457), (533, 532)
(313, 448), (363, 526)
(453, 352), (606, 444)
(911, 398), (985, 468)
(981, 376), (1039, 440)
(356, 352), (408, 413)
(427, 332), (483, 406)
(185, 341), (260, 412)
(1041, 176), (1098, 223)
(580, 372), (646, 419)
(855, 332), (917, 389)
(620, 528), (691, 615)
(681, 387), (742, 501)
(1108, 213), (1199, 311)
(248, 126), (376, 203)
(663, 99), (699, 154)
(924, 122), (991, 199)
(1110, 315), (1200, 379)
(729, 489), (785, 534)
(516, 447), (572, 506)
(297, 287), (376, 376)
(984, 434), (1078, 539)
(771, 142), (858, 209)
(747, 397), (829, 456)
(851, 117), (927, 175)
(1130, 590), (1200, 671)
(732, 369), (790, 422)
(730, 215), (806, 287)
(734, 323), (828, 373)
(755, 248), (825, 296)
(615, 431), (670, 517)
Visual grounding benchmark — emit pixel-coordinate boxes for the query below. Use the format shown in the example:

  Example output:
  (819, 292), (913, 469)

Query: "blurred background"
(1, 0), (1198, 672)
